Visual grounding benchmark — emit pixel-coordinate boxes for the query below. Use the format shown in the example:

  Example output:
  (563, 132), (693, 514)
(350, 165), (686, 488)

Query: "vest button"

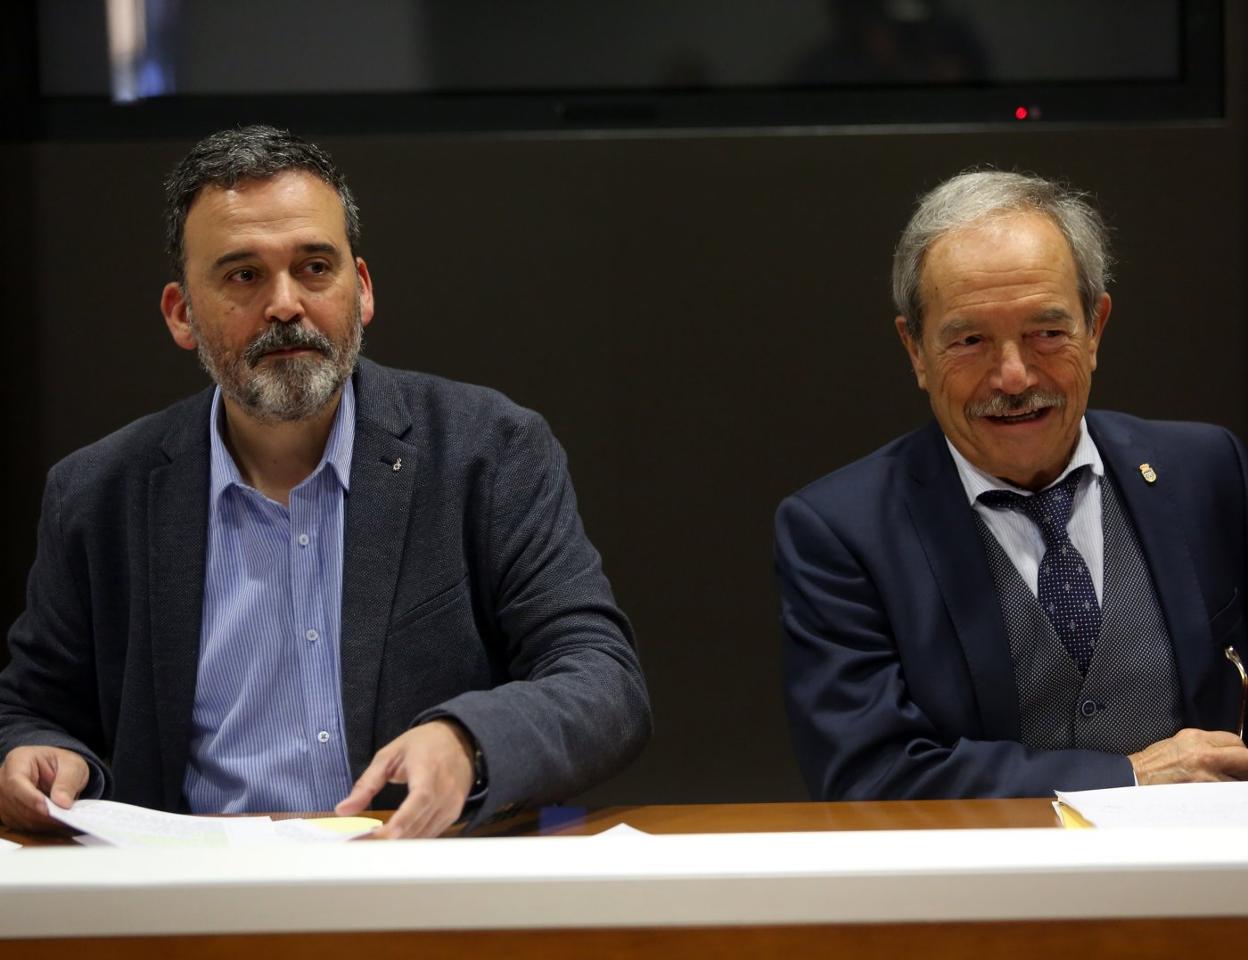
(1079, 699), (1098, 718)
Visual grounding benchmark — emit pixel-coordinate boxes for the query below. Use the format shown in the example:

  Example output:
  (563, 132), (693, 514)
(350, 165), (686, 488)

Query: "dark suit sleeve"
(0, 467), (109, 796)
(776, 492), (1134, 801)
(415, 412), (651, 823)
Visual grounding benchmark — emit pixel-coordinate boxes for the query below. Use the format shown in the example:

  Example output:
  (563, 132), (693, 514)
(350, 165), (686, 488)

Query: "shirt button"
(297, 534), (310, 547)
(317, 731), (330, 743)
(306, 628), (319, 642)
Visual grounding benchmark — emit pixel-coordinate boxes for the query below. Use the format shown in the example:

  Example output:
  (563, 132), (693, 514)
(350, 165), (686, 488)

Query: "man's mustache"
(243, 323), (334, 367)
(966, 390), (1067, 418)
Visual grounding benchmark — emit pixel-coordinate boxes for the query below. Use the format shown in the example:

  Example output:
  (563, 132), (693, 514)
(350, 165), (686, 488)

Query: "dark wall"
(3, 9), (1245, 805)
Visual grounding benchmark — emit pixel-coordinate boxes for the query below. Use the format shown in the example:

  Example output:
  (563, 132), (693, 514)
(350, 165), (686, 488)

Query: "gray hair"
(892, 170), (1112, 340)
(163, 124), (361, 283)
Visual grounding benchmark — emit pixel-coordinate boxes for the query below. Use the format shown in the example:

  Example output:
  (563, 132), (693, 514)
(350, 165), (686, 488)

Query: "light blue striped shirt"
(949, 417), (1106, 602)
(183, 381), (356, 814)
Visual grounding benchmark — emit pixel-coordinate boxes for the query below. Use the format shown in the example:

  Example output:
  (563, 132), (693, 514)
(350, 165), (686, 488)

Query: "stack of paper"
(1055, 780), (1248, 828)
(44, 799), (379, 848)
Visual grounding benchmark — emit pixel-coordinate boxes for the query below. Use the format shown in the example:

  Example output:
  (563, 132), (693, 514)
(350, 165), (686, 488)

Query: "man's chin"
(229, 372), (344, 423)
(964, 434), (1076, 490)
(238, 395), (335, 424)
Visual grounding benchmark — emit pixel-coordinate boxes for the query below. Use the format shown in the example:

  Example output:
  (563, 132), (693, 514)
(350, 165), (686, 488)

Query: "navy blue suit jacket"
(777, 411), (1248, 800)
(0, 359), (650, 823)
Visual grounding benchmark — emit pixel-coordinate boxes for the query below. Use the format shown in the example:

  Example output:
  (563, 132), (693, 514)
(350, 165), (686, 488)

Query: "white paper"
(44, 799), (375, 848)
(73, 834), (111, 847)
(1056, 780), (1248, 828)
(591, 823), (651, 839)
(45, 799), (276, 848)
(0, 837), (20, 851)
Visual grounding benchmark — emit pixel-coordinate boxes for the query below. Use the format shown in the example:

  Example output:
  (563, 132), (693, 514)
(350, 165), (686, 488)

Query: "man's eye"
(228, 268), (256, 283)
(303, 260), (331, 276)
(954, 335), (982, 347)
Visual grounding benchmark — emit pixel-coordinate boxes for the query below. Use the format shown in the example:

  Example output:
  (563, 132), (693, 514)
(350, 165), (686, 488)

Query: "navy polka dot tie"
(979, 467), (1100, 674)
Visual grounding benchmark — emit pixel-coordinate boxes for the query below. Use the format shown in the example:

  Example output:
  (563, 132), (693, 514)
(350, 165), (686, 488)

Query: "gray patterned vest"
(974, 475), (1183, 753)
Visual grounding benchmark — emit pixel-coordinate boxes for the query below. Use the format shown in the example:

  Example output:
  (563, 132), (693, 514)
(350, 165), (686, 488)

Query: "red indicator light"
(1014, 106), (1029, 120)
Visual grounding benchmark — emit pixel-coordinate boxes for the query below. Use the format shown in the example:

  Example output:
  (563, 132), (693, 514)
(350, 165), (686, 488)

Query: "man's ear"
(355, 256), (376, 329)
(895, 315), (928, 390)
(161, 282), (197, 351)
(1087, 292), (1111, 372)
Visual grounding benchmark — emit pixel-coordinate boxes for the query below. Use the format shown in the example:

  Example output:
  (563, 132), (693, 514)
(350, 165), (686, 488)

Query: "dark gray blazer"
(0, 358), (651, 824)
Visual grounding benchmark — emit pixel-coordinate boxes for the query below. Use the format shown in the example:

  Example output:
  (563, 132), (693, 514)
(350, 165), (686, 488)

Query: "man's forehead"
(928, 212), (1075, 276)
(184, 171), (348, 251)
(921, 214), (1077, 305)
(188, 171), (340, 221)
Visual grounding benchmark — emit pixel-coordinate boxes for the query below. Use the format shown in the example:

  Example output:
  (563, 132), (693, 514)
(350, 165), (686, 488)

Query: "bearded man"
(0, 126), (650, 837)
(777, 171), (1248, 800)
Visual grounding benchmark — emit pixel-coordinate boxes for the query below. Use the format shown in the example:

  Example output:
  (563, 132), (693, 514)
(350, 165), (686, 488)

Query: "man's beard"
(188, 300), (363, 423)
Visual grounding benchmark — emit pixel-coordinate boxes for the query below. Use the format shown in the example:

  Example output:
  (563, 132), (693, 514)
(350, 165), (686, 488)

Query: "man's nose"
(993, 341), (1035, 395)
(265, 273), (303, 324)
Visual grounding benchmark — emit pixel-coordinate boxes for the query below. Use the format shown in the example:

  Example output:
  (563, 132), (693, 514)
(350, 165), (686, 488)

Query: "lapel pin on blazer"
(392, 457), (403, 473)
(1139, 463), (1157, 484)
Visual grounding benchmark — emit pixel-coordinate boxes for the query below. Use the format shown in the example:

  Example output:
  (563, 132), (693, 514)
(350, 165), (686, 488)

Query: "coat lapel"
(902, 423), (1021, 739)
(148, 390), (213, 812)
(1087, 412), (1214, 723)
(339, 360), (418, 777)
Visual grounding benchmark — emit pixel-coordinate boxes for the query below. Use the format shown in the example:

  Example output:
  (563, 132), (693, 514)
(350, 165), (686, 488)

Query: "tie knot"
(978, 467), (1086, 544)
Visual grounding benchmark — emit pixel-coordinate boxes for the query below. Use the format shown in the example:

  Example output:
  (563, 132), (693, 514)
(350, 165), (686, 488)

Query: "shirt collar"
(208, 377), (356, 503)
(946, 415), (1104, 506)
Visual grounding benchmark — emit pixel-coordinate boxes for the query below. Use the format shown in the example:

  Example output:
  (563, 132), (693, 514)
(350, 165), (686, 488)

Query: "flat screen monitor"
(17, 0), (1226, 137)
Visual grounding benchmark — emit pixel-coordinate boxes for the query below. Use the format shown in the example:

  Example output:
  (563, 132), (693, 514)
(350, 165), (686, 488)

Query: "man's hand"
(0, 745), (89, 832)
(1129, 728), (1248, 785)
(335, 719), (476, 839)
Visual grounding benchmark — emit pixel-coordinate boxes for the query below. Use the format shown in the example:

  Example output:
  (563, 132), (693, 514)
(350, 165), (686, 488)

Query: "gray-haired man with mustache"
(0, 126), (651, 836)
(777, 171), (1248, 801)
